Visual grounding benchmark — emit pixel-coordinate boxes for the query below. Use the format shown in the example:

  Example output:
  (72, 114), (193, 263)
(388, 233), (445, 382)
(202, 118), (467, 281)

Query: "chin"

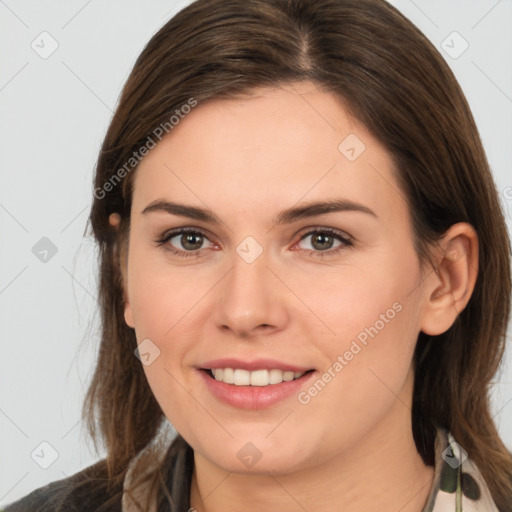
(198, 438), (310, 475)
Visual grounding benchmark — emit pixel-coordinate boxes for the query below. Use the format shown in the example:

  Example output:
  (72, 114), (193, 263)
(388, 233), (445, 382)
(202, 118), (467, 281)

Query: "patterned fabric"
(1, 426), (500, 511)
(122, 425), (499, 512)
(424, 429), (499, 511)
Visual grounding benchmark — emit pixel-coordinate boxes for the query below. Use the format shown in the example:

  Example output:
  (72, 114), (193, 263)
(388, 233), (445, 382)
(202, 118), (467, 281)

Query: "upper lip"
(200, 357), (314, 373)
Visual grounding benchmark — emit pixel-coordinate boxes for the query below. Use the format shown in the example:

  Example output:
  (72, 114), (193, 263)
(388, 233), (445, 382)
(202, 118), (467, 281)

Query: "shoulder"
(2, 460), (123, 512)
(2, 474), (71, 512)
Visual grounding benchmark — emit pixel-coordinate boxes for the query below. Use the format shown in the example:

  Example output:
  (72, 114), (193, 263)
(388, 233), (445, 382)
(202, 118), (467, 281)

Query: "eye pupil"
(182, 233), (203, 250)
(312, 233), (333, 251)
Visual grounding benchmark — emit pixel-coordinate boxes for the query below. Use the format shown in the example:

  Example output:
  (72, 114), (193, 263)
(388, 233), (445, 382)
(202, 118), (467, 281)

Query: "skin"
(119, 81), (478, 512)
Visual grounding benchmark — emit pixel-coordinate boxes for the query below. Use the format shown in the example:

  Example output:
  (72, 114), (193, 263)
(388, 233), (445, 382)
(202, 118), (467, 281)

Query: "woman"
(5, 0), (511, 511)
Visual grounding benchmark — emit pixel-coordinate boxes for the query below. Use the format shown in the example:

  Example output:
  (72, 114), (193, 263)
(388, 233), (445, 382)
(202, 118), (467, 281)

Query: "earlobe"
(121, 271), (134, 328)
(124, 301), (134, 328)
(109, 213), (134, 328)
(420, 223), (478, 336)
(109, 212), (121, 227)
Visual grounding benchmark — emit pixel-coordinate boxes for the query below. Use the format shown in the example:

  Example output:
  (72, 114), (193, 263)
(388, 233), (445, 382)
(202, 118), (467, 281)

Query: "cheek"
(292, 250), (420, 350)
(125, 248), (218, 418)
(291, 282), (419, 457)
(126, 245), (211, 339)
(294, 247), (422, 401)
(127, 261), (202, 434)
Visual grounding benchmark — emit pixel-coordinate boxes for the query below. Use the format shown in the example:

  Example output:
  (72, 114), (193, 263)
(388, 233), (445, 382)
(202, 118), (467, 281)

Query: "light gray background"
(1, 0), (511, 506)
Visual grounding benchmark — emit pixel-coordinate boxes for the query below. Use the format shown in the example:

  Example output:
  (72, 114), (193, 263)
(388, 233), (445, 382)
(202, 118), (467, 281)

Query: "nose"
(213, 249), (289, 338)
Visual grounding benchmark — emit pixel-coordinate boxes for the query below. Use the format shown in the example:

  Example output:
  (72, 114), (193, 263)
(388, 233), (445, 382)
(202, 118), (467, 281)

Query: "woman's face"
(123, 81), (432, 474)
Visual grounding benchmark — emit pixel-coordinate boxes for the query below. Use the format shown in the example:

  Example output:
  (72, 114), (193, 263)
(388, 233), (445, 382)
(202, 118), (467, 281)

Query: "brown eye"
(310, 233), (335, 251)
(177, 232), (205, 251)
(295, 228), (353, 258)
(157, 228), (215, 257)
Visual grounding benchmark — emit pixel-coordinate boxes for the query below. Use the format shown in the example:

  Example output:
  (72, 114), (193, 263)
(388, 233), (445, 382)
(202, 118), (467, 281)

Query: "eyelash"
(155, 227), (353, 259)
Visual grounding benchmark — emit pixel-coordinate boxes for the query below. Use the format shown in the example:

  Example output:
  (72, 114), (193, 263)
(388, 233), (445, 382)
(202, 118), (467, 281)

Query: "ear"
(120, 244), (135, 329)
(420, 222), (478, 336)
(109, 213), (135, 328)
(124, 299), (135, 328)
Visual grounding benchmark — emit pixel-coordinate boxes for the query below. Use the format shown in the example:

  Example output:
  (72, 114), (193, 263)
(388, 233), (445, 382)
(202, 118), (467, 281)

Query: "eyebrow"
(141, 198), (377, 225)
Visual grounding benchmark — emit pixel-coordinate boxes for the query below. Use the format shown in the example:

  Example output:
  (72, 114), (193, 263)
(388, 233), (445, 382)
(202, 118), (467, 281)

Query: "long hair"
(79, 0), (512, 510)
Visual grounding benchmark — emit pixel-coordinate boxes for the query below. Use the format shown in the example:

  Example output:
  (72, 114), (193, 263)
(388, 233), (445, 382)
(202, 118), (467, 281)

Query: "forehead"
(132, 82), (407, 224)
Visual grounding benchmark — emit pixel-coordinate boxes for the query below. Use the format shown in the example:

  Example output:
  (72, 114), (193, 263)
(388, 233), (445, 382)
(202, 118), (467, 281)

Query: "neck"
(189, 370), (434, 512)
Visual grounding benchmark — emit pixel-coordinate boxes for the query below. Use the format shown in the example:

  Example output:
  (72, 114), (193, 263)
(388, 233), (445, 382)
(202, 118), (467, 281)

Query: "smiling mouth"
(201, 368), (315, 386)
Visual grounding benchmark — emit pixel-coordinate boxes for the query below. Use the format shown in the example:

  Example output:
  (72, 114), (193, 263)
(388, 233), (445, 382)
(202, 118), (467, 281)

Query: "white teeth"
(282, 371), (295, 382)
(233, 369), (251, 385)
(210, 368), (306, 386)
(250, 369), (268, 386)
(269, 369), (283, 384)
(222, 367), (234, 384)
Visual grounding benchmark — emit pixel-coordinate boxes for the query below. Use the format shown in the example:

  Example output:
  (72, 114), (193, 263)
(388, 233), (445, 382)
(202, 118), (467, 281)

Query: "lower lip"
(197, 369), (316, 409)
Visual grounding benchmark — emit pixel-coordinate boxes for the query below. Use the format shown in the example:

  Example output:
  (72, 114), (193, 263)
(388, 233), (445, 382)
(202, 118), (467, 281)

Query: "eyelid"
(296, 225), (353, 242)
(156, 226), (217, 247)
(156, 225), (354, 257)
(292, 226), (354, 255)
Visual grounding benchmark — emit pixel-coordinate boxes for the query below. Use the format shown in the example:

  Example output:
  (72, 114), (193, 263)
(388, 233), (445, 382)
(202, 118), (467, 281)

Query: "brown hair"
(79, 0), (512, 510)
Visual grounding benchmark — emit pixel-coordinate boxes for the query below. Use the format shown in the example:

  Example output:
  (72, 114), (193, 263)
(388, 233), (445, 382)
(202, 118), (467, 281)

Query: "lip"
(199, 357), (313, 373)
(197, 368), (317, 409)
